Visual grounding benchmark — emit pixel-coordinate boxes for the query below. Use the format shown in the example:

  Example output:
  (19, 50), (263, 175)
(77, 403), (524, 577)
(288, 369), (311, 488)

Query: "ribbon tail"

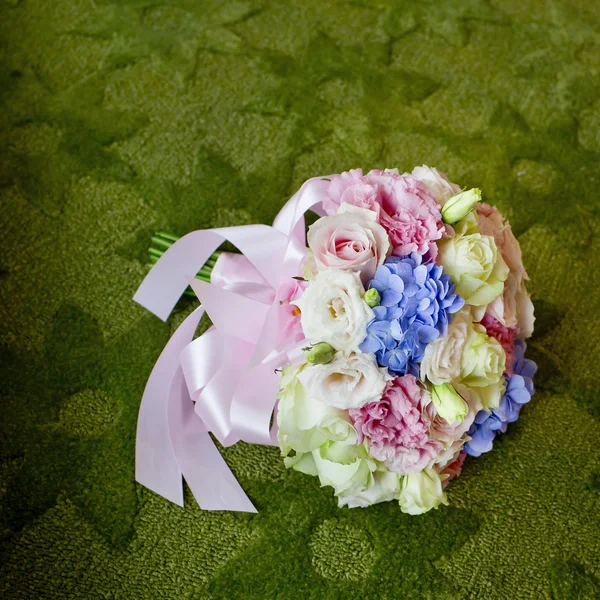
(169, 366), (257, 513)
(135, 306), (205, 506)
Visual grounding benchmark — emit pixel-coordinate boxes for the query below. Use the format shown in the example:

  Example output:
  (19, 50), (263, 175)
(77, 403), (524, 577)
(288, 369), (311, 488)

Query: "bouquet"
(134, 166), (536, 515)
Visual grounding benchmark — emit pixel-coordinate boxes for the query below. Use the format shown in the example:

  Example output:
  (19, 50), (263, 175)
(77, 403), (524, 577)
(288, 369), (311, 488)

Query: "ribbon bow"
(133, 177), (329, 512)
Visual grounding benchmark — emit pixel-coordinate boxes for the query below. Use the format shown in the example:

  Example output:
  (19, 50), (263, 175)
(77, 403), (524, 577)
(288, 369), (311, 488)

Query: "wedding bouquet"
(135, 166), (536, 515)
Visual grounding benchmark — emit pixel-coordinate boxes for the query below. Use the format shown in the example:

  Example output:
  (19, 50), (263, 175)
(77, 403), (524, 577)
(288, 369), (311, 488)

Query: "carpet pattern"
(1, 0), (600, 598)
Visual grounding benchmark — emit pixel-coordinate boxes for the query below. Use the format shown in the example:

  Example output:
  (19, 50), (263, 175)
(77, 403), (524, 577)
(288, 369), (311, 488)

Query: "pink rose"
(276, 278), (307, 348)
(480, 313), (517, 375)
(365, 171), (445, 256)
(349, 375), (442, 474)
(307, 205), (390, 284)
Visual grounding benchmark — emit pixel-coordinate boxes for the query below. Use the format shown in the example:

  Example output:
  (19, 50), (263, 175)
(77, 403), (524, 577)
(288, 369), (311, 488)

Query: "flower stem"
(148, 232), (221, 296)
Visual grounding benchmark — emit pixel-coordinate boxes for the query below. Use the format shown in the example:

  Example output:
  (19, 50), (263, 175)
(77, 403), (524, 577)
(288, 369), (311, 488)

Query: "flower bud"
(431, 383), (468, 424)
(363, 288), (381, 308)
(305, 342), (336, 365)
(441, 188), (481, 224)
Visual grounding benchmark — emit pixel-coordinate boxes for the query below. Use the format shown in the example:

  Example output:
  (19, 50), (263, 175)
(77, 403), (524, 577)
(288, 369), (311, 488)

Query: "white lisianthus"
(298, 351), (392, 410)
(410, 165), (461, 205)
(438, 215), (510, 307)
(277, 364), (356, 456)
(397, 468), (448, 515)
(293, 269), (374, 352)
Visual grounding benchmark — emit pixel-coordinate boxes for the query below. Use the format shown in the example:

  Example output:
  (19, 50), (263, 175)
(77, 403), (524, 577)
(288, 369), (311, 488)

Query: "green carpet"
(1, 0), (600, 598)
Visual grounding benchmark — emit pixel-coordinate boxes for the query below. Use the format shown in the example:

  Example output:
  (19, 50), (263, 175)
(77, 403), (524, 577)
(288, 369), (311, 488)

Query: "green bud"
(305, 342), (336, 365)
(363, 288), (381, 308)
(431, 383), (468, 424)
(441, 188), (481, 225)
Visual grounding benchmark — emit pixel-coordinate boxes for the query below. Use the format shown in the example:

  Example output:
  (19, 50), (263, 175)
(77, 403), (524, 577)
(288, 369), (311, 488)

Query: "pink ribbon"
(133, 176), (330, 511)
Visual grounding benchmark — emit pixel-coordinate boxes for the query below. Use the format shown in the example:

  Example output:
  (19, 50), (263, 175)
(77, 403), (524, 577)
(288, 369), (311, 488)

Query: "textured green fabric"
(1, 0), (600, 598)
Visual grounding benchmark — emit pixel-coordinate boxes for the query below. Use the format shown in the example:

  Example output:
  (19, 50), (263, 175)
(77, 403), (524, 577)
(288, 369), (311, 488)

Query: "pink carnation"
(323, 170), (445, 257)
(322, 169), (382, 216)
(480, 313), (517, 375)
(349, 375), (441, 475)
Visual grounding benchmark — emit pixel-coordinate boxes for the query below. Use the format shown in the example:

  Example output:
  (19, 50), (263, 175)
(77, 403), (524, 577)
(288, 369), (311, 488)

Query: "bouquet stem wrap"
(133, 177), (329, 512)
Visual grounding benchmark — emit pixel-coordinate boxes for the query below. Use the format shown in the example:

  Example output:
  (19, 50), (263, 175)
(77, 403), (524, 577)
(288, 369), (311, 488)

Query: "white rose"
(410, 165), (461, 205)
(398, 468), (448, 515)
(298, 351), (392, 409)
(337, 470), (402, 509)
(277, 364), (356, 456)
(294, 269), (374, 352)
(307, 204), (390, 284)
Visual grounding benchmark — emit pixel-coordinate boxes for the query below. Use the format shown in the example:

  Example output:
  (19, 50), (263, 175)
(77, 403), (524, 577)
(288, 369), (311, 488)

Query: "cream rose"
(420, 313), (470, 385)
(298, 351), (392, 410)
(460, 321), (506, 388)
(294, 269), (374, 352)
(410, 165), (461, 205)
(397, 468), (448, 515)
(421, 311), (506, 389)
(307, 204), (390, 284)
(438, 221), (510, 307)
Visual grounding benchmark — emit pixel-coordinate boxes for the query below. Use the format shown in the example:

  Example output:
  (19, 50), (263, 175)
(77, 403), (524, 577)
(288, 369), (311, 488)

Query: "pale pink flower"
(276, 278), (307, 347)
(477, 203), (528, 281)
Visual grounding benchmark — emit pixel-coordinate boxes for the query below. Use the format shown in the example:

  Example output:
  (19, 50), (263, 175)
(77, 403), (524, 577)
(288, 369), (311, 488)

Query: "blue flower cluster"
(359, 254), (464, 376)
(464, 340), (537, 457)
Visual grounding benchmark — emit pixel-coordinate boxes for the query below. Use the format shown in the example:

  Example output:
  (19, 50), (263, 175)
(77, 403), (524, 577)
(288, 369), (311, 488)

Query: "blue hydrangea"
(464, 340), (537, 457)
(359, 253), (464, 376)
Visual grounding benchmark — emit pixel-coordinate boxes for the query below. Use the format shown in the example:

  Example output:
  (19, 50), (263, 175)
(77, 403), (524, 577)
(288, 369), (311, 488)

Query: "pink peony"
(324, 170), (445, 257)
(480, 313), (517, 375)
(349, 375), (442, 474)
